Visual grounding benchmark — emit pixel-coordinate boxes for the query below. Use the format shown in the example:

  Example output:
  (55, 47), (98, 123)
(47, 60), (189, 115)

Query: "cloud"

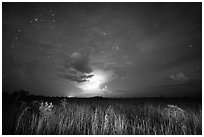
(77, 69), (117, 93)
(60, 52), (94, 83)
(70, 52), (92, 73)
(60, 70), (93, 83)
(170, 72), (189, 83)
(62, 51), (119, 86)
(60, 74), (87, 83)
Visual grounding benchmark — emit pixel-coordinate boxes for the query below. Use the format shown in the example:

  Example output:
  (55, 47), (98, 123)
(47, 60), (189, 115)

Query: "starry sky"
(2, 2), (202, 97)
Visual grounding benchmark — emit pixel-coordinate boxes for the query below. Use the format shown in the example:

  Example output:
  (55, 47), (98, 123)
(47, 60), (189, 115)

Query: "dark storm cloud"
(60, 74), (87, 83)
(61, 52), (94, 83)
(68, 52), (92, 73)
(59, 71), (93, 83)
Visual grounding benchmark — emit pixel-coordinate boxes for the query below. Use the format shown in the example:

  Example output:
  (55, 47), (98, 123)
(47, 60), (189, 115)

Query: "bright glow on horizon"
(77, 69), (114, 94)
(78, 70), (105, 93)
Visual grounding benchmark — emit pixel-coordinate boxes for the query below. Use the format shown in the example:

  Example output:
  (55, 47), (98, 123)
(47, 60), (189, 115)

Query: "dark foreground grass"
(2, 96), (202, 135)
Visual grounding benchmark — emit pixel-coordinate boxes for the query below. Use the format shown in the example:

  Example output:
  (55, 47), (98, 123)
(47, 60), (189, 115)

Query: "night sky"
(2, 2), (202, 97)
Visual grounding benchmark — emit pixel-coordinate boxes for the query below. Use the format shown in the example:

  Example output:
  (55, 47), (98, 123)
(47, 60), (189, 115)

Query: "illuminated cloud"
(59, 72), (93, 83)
(170, 72), (189, 83)
(77, 69), (116, 94)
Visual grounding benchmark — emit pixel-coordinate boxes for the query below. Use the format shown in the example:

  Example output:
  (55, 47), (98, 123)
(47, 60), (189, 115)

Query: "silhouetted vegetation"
(2, 90), (202, 135)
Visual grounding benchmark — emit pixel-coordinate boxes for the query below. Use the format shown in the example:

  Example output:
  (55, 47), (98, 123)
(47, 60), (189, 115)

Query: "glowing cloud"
(77, 69), (115, 94)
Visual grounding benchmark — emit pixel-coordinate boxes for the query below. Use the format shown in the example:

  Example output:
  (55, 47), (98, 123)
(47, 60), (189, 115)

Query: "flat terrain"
(2, 94), (202, 135)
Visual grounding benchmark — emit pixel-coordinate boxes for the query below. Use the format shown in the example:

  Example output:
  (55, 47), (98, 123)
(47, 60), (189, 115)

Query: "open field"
(2, 94), (202, 135)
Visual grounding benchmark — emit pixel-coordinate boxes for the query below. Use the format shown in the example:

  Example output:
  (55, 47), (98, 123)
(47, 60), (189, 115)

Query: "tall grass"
(2, 98), (202, 135)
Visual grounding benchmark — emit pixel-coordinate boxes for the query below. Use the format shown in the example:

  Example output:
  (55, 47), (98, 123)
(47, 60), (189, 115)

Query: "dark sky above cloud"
(2, 2), (202, 97)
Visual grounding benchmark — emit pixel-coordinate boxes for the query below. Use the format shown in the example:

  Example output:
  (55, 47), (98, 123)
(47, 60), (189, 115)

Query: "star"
(35, 18), (38, 22)
(112, 46), (120, 53)
(102, 32), (106, 35)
